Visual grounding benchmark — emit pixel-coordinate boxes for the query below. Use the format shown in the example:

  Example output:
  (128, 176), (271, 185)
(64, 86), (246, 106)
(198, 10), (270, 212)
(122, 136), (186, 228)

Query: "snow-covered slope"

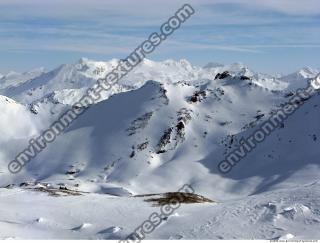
(0, 95), (38, 140)
(0, 68), (45, 90)
(281, 67), (319, 90)
(0, 58), (319, 240)
(3, 73), (318, 197)
(1, 182), (319, 240)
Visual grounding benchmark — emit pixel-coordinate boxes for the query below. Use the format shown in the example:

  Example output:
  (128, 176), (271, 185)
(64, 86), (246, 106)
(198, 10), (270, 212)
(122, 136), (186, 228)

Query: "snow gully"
(218, 74), (320, 174)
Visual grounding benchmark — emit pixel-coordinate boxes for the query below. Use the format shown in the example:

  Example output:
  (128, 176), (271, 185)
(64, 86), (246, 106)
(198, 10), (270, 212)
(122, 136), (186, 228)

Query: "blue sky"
(0, 0), (319, 74)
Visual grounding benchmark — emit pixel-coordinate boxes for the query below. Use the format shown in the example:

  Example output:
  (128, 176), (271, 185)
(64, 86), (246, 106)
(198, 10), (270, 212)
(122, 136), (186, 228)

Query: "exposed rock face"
(215, 71), (231, 80)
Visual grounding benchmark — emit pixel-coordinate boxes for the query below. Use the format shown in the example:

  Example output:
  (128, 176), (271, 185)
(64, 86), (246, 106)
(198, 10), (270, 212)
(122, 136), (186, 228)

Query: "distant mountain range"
(0, 58), (319, 240)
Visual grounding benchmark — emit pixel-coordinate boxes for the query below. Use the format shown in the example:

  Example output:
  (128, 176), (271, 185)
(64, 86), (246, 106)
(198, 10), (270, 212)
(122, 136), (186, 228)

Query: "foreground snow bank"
(1, 182), (319, 240)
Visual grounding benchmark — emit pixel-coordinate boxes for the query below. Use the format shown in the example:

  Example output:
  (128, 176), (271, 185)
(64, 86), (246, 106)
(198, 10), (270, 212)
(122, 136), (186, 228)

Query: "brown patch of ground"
(135, 192), (215, 206)
(33, 186), (83, 197)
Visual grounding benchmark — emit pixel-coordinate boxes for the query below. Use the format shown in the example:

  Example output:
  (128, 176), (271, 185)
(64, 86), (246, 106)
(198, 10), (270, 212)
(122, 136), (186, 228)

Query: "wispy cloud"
(0, 0), (319, 73)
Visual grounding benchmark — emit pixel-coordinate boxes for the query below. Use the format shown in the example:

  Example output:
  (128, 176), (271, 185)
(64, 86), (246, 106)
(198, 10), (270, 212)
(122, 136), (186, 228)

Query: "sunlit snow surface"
(0, 58), (319, 239)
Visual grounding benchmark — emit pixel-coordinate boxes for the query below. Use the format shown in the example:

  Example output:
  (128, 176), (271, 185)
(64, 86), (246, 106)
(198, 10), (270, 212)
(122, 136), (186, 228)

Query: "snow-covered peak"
(0, 67), (45, 89)
(203, 61), (252, 77)
(282, 67), (319, 81)
(1, 58), (320, 240)
(297, 67), (319, 78)
(4, 71), (20, 77)
(1, 58), (317, 106)
(280, 67), (319, 90)
(78, 57), (90, 64)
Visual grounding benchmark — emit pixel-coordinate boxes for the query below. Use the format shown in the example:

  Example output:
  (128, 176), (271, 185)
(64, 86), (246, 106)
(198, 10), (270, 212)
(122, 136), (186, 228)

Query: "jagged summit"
(1, 58), (320, 239)
(1, 58), (315, 106)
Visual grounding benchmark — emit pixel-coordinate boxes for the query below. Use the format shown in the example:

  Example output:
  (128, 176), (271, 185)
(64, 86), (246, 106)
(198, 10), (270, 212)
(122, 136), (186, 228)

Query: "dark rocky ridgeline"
(215, 71), (231, 80)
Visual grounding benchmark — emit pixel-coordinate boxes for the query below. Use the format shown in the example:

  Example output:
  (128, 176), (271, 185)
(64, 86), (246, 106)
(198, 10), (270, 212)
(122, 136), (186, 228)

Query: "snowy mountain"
(0, 95), (39, 141)
(0, 58), (319, 240)
(0, 58), (289, 106)
(0, 68), (45, 90)
(280, 67), (320, 90)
